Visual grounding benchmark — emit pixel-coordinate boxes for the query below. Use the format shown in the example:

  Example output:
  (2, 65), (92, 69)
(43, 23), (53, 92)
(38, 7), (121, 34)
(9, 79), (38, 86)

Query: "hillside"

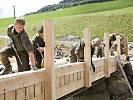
(0, 0), (133, 41)
(35, 0), (112, 14)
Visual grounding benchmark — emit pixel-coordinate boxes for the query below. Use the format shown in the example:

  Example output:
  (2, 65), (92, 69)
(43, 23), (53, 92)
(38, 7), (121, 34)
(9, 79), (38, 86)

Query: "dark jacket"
(123, 62), (133, 77)
(32, 34), (45, 55)
(7, 24), (34, 53)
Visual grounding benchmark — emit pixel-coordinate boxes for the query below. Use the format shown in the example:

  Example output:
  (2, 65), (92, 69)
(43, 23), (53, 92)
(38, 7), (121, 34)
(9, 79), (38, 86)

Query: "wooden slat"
(26, 85), (34, 100)
(16, 88), (25, 100)
(56, 79), (84, 99)
(124, 37), (128, 56)
(0, 69), (44, 94)
(116, 35), (121, 55)
(56, 78), (60, 89)
(64, 75), (70, 85)
(5, 90), (15, 100)
(77, 71), (81, 80)
(44, 19), (56, 100)
(73, 72), (78, 82)
(30, 95), (44, 100)
(0, 94), (4, 100)
(41, 82), (45, 95)
(69, 73), (74, 83)
(35, 83), (42, 97)
(56, 62), (84, 78)
(60, 76), (65, 87)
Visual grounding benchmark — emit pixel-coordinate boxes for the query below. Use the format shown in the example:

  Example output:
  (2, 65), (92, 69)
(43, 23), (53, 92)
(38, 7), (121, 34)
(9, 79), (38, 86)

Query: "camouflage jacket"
(32, 34), (45, 55)
(7, 24), (34, 53)
(122, 62), (133, 76)
(70, 40), (95, 61)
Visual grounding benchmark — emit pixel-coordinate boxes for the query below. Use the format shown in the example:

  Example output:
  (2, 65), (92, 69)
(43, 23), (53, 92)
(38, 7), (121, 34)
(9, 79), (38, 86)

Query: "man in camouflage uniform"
(110, 41), (117, 56)
(110, 37), (125, 56)
(70, 38), (101, 72)
(32, 26), (45, 69)
(0, 17), (38, 75)
(109, 33), (118, 49)
(96, 42), (105, 58)
(122, 56), (133, 89)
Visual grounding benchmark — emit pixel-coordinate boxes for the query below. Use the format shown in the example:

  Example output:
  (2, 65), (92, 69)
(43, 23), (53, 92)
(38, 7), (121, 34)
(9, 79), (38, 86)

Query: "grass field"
(0, 0), (133, 41)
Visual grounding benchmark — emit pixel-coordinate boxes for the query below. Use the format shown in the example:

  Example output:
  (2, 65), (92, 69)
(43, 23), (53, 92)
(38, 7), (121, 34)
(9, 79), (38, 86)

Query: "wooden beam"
(44, 19), (56, 100)
(55, 62), (84, 78)
(16, 88), (26, 100)
(0, 69), (44, 94)
(104, 32), (110, 77)
(83, 28), (91, 87)
(124, 37), (128, 56)
(116, 35), (121, 55)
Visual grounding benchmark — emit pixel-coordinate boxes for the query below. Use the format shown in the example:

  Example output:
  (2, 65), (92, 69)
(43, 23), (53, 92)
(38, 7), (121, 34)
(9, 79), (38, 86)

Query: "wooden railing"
(0, 56), (120, 100)
(0, 19), (128, 100)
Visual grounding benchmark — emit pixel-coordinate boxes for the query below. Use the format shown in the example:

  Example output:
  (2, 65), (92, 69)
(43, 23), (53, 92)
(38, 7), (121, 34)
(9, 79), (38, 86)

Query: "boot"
(2, 65), (12, 75)
(0, 66), (5, 75)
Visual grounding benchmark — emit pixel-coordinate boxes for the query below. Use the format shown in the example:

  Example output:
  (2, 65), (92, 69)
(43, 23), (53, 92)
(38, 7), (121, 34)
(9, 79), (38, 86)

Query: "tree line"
(25, 0), (114, 16)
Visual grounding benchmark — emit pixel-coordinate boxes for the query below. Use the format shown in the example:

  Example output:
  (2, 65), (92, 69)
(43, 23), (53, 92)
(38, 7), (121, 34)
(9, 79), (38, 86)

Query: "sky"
(0, 0), (62, 18)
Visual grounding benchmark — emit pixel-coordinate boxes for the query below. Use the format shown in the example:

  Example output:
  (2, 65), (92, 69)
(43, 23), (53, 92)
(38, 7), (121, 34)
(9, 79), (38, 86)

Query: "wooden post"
(44, 19), (56, 100)
(124, 37), (128, 56)
(116, 35), (121, 55)
(104, 32), (110, 77)
(83, 28), (91, 87)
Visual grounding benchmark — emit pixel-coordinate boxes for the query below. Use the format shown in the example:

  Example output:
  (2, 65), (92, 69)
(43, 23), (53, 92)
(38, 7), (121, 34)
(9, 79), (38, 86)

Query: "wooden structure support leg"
(44, 19), (56, 100)
(83, 28), (91, 87)
(104, 32), (110, 77)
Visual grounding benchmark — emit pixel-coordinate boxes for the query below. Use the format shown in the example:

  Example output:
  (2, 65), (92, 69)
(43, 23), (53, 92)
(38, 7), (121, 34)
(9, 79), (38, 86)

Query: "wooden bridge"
(0, 19), (128, 100)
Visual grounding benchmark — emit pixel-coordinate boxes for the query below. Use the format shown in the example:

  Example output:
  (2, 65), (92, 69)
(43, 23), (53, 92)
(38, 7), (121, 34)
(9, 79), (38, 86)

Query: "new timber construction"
(0, 19), (129, 100)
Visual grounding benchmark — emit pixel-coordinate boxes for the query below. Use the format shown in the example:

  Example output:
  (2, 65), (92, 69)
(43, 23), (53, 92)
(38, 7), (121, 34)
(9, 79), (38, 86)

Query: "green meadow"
(0, 0), (133, 41)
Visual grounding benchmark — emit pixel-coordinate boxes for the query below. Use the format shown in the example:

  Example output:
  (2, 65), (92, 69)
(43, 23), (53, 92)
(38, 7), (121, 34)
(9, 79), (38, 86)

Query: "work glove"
(91, 63), (95, 72)
(9, 38), (14, 45)
(31, 65), (38, 71)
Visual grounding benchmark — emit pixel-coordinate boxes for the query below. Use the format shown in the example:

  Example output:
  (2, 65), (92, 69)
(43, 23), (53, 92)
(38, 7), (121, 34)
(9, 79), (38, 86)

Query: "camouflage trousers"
(35, 53), (44, 69)
(0, 46), (30, 72)
(70, 55), (84, 63)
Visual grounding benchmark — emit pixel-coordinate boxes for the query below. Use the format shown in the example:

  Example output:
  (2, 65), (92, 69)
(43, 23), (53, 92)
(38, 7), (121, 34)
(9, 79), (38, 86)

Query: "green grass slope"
(0, 0), (133, 41)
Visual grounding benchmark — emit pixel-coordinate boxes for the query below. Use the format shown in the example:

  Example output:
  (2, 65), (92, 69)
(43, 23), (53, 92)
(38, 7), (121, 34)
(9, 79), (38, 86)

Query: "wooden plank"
(116, 35), (121, 55)
(104, 32), (110, 77)
(0, 94), (4, 100)
(69, 73), (74, 83)
(64, 75), (70, 85)
(60, 76), (65, 87)
(41, 82), (45, 95)
(83, 28), (91, 87)
(56, 78), (60, 89)
(56, 79), (84, 99)
(81, 71), (84, 79)
(77, 71), (81, 80)
(56, 62), (84, 78)
(35, 83), (42, 97)
(30, 95), (44, 100)
(5, 90), (15, 100)
(44, 19), (56, 100)
(16, 88), (26, 100)
(0, 69), (44, 94)
(73, 72), (78, 82)
(124, 37), (128, 56)
(26, 85), (34, 100)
